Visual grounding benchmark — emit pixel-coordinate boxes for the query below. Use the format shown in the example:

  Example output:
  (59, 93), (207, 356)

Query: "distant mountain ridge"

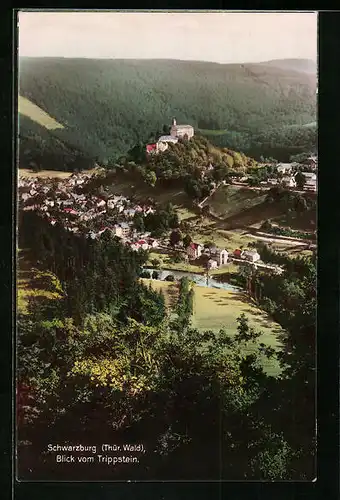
(18, 57), (317, 169)
(257, 58), (317, 75)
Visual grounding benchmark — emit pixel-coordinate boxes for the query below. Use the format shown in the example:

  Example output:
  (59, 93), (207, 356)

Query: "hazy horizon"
(18, 11), (317, 65)
(19, 56), (316, 65)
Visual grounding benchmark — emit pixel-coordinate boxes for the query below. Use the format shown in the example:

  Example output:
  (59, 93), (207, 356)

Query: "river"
(143, 268), (242, 292)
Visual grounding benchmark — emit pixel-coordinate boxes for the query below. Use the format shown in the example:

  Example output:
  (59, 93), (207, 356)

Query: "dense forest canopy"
(18, 57), (317, 169)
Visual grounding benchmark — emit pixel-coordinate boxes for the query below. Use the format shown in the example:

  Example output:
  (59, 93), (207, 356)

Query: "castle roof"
(158, 135), (178, 143)
(171, 124), (193, 129)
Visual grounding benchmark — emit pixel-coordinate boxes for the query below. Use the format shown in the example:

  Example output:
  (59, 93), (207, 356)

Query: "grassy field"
(19, 95), (64, 131)
(144, 279), (284, 376)
(19, 169), (73, 179)
(197, 128), (230, 136)
(147, 251), (203, 273)
(17, 250), (64, 315)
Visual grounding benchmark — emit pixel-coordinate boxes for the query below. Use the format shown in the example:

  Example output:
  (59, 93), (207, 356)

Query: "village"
(18, 166), (289, 281)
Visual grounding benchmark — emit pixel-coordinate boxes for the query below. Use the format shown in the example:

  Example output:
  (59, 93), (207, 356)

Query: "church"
(170, 118), (194, 140)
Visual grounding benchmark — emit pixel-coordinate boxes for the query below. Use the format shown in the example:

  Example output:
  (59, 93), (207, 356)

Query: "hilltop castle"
(170, 118), (194, 140)
(146, 118), (194, 156)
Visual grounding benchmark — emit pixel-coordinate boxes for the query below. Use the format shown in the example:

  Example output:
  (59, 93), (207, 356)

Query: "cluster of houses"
(18, 172), (159, 250)
(185, 242), (261, 269)
(146, 117), (194, 155)
(265, 159), (318, 192)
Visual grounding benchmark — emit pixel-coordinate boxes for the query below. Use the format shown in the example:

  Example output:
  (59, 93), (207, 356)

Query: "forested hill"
(19, 57), (317, 169)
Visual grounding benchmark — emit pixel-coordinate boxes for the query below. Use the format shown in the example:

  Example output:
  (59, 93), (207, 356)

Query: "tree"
(169, 230), (182, 247)
(248, 176), (260, 187)
(152, 271), (159, 280)
(171, 251), (183, 264)
(295, 172), (306, 190)
(133, 213), (145, 233)
(144, 170), (157, 187)
(261, 220), (272, 232)
(182, 234), (192, 248)
(151, 258), (161, 269)
(201, 205), (211, 217)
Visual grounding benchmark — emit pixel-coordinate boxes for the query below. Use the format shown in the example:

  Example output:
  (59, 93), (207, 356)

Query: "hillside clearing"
(205, 185), (270, 222)
(17, 250), (64, 315)
(19, 95), (64, 131)
(19, 169), (74, 179)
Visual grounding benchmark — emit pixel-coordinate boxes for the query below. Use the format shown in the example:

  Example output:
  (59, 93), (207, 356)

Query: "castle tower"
(172, 117), (177, 126)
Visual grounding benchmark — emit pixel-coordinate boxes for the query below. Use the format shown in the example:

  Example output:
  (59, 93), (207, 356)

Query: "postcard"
(16, 9), (317, 481)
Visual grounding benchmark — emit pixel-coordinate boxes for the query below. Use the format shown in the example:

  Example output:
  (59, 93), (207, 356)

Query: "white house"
(147, 238), (159, 248)
(186, 243), (203, 260)
(304, 179), (317, 192)
(281, 175), (296, 188)
(120, 222), (131, 238)
(207, 259), (218, 270)
(216, 249), (228, 266)
(124, 208), (136, 218)
(300, 172), (317, 182)
(277, 163), (293, 175)
(107, 199), (116, 209)
(112, 224), (123, 238)
(136, 240), (149, 251)
(130, 242), (141, 251)
(242, 250), (261, 263)
(306, 155), (318, 170)
(143, 207), (154, 215)
(156, 135), (178, 153)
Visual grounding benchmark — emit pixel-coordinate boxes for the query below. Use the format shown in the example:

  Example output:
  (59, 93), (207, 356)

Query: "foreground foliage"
(17, 209), (315, 480)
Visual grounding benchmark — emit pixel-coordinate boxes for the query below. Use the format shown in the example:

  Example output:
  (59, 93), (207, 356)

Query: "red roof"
(137, 240), (147, 245)
(146, 144), (157, 153)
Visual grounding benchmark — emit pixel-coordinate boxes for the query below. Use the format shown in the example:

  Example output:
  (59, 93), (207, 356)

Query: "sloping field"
(191, 287), (284, 376)
(192, 287), (282, 339)
(204, 184), (313, 231)
(206, 185), (268, 219)
(19, 95), (64, 131)
(145, 279), (284, 376)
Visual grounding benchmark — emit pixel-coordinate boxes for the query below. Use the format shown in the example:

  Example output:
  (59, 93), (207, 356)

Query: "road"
(229, 182), (308, 194)
(244, 232), (316, 248)
(231, 257), (283, 273)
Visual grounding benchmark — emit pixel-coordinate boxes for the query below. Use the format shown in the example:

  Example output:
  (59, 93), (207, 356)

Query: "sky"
(18, 11), (317, 64)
